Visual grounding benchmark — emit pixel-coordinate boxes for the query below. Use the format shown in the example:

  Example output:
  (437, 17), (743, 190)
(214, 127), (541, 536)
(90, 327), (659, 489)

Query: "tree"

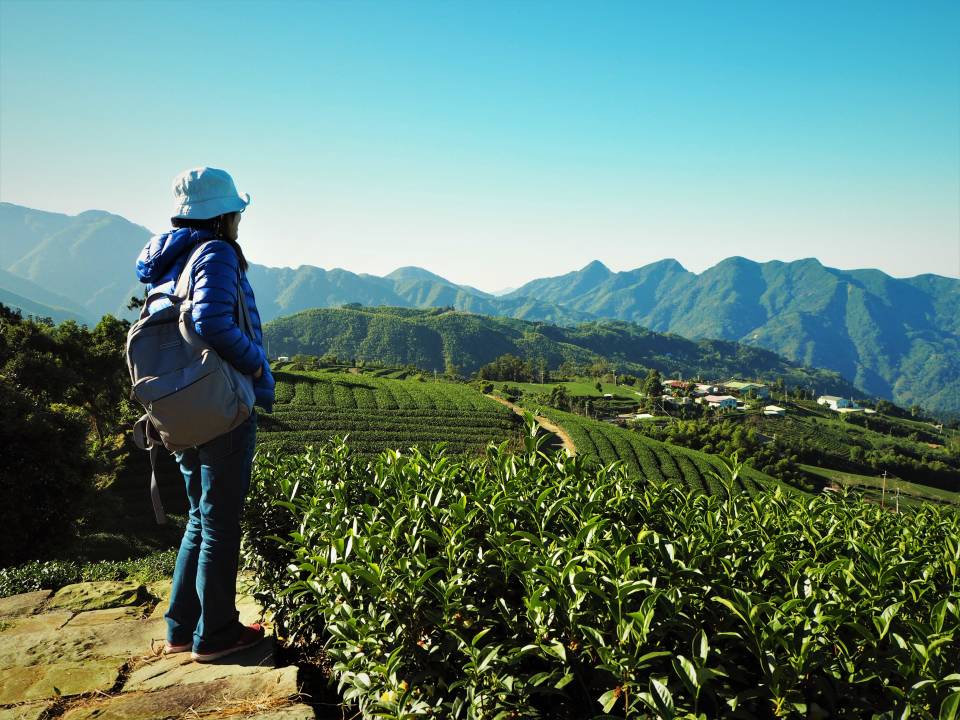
(477, 354), (530, 383)
(549, 385), (571, 411)
(589, 359), (612, 378)
(0, 304), (106, 564)
(641, 369), (663, 398)
(536, 357), (548, 384)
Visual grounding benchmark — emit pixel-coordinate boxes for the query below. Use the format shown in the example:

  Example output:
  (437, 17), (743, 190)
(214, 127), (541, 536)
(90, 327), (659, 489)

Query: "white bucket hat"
(171, 166), (250, 220)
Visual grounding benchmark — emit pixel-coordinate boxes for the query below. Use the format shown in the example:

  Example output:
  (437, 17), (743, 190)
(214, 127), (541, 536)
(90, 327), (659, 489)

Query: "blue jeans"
(166, 412), (257, 652)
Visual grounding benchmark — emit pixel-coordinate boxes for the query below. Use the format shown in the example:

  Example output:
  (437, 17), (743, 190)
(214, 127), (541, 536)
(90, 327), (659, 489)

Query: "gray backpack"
(127, 241), (256, 522)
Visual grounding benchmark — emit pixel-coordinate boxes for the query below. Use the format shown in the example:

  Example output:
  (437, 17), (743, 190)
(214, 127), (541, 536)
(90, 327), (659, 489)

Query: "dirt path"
(486, 395), (577, 456)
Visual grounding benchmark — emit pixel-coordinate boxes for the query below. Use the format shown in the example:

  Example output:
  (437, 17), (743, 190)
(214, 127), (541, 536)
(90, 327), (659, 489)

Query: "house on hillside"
(724, 380), (770, 398)
(702, 395), (738, 410)
(818, 395), (857, 411)
(764, 405), (786, 417)
(694, 384), (719, 396)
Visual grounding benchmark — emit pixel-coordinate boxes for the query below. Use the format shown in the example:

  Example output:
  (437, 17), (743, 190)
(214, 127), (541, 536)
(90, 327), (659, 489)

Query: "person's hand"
(253, 364), (264, 380)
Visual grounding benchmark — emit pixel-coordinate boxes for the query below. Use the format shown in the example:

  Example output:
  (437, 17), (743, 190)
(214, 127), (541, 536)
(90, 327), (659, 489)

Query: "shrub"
(0, 549), (177, 597)
(243, 430), (960, 718)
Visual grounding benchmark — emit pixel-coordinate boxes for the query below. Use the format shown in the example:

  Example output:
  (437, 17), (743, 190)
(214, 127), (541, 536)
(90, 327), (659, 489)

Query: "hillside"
(260, 366), (782, 498)
(259, 368), (523, 456)
(505, 258), (960, 414)
(0, 202), (589, 326)
(0, 204), (150, 320)
(2, 201), (957, 413)
(263, 305), (859, 396)
(0, 269), (93, 324)
(533, 405), (779, 495)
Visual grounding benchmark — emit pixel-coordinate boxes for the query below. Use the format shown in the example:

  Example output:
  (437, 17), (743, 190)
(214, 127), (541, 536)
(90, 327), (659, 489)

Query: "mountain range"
(1, 202), (957, 413)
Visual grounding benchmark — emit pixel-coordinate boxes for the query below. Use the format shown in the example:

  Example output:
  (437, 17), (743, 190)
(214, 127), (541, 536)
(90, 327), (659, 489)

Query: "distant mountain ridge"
(1, 202), (957, 413)
(502, 258), (960, 413)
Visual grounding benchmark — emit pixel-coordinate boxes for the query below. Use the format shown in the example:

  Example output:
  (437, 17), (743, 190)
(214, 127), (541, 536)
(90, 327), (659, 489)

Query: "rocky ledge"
(0, 581), (316, 720)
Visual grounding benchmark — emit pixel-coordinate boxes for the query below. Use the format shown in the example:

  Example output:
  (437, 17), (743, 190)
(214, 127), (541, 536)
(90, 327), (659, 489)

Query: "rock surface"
(63, 605), (142, 626)
(0, 591), (51, 619)
(0, 582), (313, 718)
(0, 702), (52, 720)
(47, 581), (146, 612)
(0, 611), (72, 636)
(61, 666), (299, 720)
(124, 637), (276, 692)
(0, 659), (121, 703)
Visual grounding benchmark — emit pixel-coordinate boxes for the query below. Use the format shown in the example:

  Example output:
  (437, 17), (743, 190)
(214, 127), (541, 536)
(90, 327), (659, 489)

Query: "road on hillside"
(486, 395), (577, 456)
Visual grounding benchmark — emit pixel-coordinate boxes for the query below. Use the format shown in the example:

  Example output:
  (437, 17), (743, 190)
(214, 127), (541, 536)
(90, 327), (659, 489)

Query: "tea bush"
(243, 424), (960, 719)
(0, 549), (177, 597)
(259, 370), (521, 456)
(536, 406), (777, 496)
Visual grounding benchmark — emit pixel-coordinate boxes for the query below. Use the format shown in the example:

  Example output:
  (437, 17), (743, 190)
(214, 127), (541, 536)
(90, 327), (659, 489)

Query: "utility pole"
(881, 470), (888, 509)
(895, 486), (900, 514)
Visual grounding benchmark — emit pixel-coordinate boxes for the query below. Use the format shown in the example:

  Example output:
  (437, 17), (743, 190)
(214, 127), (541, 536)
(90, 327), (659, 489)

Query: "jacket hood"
(136, 227), (213, 284)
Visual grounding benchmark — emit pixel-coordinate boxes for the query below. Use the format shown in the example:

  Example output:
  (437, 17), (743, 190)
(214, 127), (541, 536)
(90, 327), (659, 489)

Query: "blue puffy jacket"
(135, 227), (275, 412)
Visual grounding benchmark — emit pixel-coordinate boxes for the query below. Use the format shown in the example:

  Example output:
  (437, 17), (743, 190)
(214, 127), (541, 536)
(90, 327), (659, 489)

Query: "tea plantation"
(258, 369), (523, 456)
(535, 406), (779, 495)
(243, 429), (960, 719)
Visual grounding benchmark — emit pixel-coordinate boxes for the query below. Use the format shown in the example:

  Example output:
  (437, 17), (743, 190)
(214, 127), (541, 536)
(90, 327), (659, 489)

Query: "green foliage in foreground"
(0, 549), (177, 598)
(243, 431), (960, 719)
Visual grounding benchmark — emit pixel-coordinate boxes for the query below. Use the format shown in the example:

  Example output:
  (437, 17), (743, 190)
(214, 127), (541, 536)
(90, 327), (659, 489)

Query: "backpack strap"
(237, 271), (255, 339)
(173, 241), (211, 300)
(174, 241), (255, 340)
(133, 414), (167, 525)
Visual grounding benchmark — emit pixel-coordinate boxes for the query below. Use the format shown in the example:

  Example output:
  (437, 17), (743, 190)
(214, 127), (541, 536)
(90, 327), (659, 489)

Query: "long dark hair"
(171, 212), (248, 272)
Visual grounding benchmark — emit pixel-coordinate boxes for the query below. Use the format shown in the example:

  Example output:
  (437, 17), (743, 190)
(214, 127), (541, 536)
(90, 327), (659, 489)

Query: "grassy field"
(535, 406), (780, 496)
(801, 464), (960, 506)
(261, 369), (523, 456)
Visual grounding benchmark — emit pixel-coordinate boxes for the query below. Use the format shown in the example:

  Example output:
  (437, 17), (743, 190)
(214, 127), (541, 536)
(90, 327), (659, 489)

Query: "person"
(135, 166), (276, 662)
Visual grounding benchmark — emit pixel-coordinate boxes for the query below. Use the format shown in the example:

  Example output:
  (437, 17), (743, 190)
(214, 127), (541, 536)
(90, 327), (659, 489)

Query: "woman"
(135, 167), (276, 662)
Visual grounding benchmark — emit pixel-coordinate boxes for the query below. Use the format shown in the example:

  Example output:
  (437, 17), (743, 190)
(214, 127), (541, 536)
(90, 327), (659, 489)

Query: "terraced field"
(260, 370), (522, 455)
(537, 407), (778, 496)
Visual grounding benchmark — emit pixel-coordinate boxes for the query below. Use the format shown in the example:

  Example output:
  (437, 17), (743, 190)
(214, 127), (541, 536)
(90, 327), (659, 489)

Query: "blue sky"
(1, 0), (958, 289)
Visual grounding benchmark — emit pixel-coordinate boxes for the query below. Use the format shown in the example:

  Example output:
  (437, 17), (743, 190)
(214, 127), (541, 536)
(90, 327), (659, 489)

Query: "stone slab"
(242, 703), (316, 719)
(0, 611), (72, 637)
(148, 599), (167, 620)
(145, 580), (171, 603)
(0, 617), (166, 667)
(61, 666), (299, 720)
(0, 591), (51, 619)
(123, 638), (274, 692)
(64, 606), (142, 627)
(48, 581), (146, 613)
(0, 702), (53, 720)
(124, 636), (276, 692)
(0, 658), (122, 703)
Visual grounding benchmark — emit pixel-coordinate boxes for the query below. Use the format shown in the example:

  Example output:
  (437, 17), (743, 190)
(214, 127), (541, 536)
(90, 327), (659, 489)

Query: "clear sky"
(1, 0), (958, 289)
